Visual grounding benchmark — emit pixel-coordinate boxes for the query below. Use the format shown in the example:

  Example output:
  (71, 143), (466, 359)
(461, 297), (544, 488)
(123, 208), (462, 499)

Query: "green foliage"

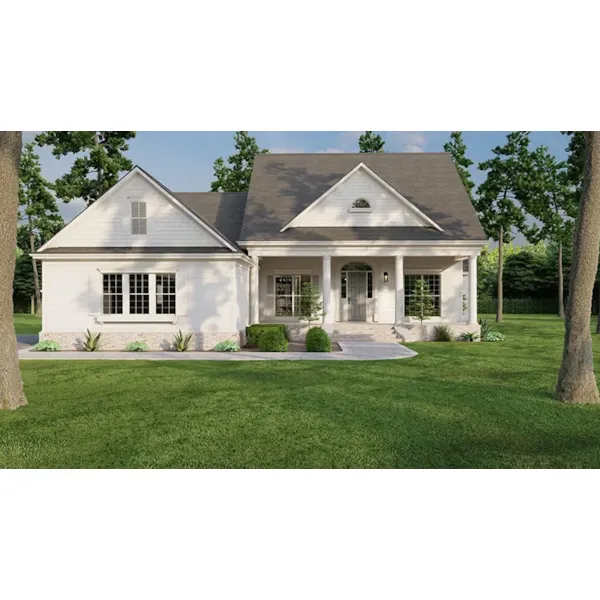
(460, 331), (480, 342)
(13, 253), (35, 299)
(443, 131), (475, 200)
(479, 297), (559, 314)
(19, 143), (63, 250)
(305, 327), (332, 352)
(562, 131), (585, 204)
(35, 131), (136, 205)
(82, 329), (102, 352)
(126, 341), (148, 352)
(298, 281), (323, 327)
(210, 132), (268, 192)
(32, 340), (60, 352)
(358, 131), (385, 153)
(246, 324), (287, 346)
(406, 279), (436, 323)
(433, 324), (454, 342)
(476, 132), (537, 244)
(172, 330), (193, 352)
(478, 318), (490, 339)
(482, 330), (505, 342)
(214, 340), (240, 352)
(258, 328), (288, 352)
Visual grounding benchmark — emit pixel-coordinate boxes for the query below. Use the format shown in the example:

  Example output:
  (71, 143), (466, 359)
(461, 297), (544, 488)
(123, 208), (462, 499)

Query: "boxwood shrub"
(246, 324), (287, 346)
(258, 328), (288, 352)
(305, 327), (331, 352)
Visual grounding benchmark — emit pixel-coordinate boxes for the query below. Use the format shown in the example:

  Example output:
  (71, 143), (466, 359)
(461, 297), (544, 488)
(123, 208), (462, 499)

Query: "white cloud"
(317, 148), (345, 153)
(270, 147), (305, 154)
(386, 132), (428, 152)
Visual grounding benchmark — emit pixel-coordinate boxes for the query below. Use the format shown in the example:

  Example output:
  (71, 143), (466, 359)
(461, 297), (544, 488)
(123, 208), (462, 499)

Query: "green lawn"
(13, 314), (42, 334)
(3, 314), (600, 468)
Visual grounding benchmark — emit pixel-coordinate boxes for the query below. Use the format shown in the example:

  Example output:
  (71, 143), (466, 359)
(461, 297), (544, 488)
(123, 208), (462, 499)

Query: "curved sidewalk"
(18, 341), (417, 361)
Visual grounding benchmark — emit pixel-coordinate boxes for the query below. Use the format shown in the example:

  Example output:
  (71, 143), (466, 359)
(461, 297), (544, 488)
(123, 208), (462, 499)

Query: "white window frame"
(99, 271), (177, 323)
(404, 272), (442, 319)
(131, 199), (147, 235)
(274, 273), (314, 318)
(348, 197), (373, 213)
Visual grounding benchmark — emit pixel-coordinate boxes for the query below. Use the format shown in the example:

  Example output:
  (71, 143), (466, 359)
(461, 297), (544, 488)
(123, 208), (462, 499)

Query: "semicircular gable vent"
(350, 198), (371, 210)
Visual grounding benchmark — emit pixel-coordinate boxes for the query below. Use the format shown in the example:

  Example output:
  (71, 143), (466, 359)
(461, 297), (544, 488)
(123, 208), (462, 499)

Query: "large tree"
(0, 131), (28, 410)
(210, 131), (268, 192)
(35, 131), (136, 205)
(519, 146), (576, 318)
(443, 131), (475, 200)
(476, 132), (537, 322)
(19, 143), (63, 315)
(555, 132), (600, 404)
(358, 131), (385, 153)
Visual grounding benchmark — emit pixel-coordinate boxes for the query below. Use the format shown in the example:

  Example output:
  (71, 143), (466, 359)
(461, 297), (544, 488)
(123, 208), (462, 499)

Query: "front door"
(348, 272), (367, 321)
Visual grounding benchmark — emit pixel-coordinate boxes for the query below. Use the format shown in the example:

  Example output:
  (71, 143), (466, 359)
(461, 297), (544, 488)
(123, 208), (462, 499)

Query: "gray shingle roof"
(173, 192), (247, 247)
(239, 153), (486, 242)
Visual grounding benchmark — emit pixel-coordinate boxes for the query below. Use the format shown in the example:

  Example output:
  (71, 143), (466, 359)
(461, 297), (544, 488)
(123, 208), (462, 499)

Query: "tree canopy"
(358, 131), (385, 153)
(443, 131), (475, 199)
(36, 131), (136, 205)
(210, 131), (268, 192)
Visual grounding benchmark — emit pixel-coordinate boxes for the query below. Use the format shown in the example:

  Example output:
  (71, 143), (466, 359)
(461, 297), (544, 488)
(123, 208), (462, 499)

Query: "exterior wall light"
(383, 272), (389, 283)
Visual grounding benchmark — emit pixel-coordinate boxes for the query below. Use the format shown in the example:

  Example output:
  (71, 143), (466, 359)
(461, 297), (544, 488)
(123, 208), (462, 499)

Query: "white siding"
(290, 169), (426, 228)
(41, 258), (245, 335)
(46, 173), (225, 249)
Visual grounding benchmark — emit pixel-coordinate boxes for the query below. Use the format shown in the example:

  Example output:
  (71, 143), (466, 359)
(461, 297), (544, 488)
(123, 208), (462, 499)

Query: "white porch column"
(250, 255), (260, 324)
(322, 255), (333, 324)
(468, 255), (478, 324)
(395, 255), (404, 324)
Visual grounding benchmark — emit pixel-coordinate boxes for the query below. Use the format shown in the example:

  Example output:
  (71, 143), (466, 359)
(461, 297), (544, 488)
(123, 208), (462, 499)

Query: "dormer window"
(349, 198), (372, 212)
(131, 200), (147, 235)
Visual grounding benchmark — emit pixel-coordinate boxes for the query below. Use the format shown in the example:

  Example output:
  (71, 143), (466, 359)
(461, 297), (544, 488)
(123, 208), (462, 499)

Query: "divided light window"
(131, 201), (147, 234)
(156, 274), (176, 314)
(275, 275), (311, 317)
(129, 274), (150, 314)
(103, 274), (123, 314)
(404, 274), (441, 317)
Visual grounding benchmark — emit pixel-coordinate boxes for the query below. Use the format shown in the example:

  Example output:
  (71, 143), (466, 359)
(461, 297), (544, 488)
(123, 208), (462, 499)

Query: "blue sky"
(28, 131), (571, 240)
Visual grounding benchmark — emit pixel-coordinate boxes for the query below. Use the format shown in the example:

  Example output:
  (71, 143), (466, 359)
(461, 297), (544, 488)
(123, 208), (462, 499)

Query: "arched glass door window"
(341, 263), (373, 299)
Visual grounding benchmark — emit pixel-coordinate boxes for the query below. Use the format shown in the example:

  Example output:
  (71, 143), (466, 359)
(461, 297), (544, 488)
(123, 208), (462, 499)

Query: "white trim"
(241, 240), (486, 247)
(96, 314), (178, 325)
(279, 162), (443, 232)
(38, 166), (239, 253)
(33, 252), (254, 266)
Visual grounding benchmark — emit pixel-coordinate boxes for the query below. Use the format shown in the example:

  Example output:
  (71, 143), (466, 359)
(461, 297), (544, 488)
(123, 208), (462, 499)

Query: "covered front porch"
(246, 245), (480, 341)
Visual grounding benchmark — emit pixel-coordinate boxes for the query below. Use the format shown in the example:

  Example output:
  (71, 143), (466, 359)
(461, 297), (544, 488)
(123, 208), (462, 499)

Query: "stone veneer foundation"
(394, 322), (481, 342)
(39, 331), (243, 352)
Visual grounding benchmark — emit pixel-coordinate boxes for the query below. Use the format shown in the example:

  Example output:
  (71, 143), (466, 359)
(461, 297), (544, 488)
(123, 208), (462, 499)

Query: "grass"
(3, 314), (600, 468)
(13, 314), (41, 334)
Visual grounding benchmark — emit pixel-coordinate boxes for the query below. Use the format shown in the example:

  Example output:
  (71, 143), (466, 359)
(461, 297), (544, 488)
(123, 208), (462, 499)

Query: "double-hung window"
(275, 274), (312, 317)
(404, 274), (441, 317)
(102, 272), (176, 316)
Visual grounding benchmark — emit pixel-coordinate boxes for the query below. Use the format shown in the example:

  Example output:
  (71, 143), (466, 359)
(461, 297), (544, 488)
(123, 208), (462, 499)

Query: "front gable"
(281, 162), (443, 232)
(40, 168), (237, 252)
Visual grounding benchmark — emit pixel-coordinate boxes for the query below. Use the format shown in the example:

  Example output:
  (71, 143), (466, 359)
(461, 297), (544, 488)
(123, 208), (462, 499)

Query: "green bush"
(126, 341), (148, 352)
(172, 330), (193, 352)
(258, 328), (288, 352)
(82, 329), (102, 352)
(433, 324), (454, 342)
(460, 331), (480, 342)
(214, 340), (240, 352)
(478, 297), (559, 314)
(305, 327), (331, 352)
(478, 318), (490, 339)
(246, 324), (287, 346)
(32, 340), (60, 352)
(483, 330), (505, 342)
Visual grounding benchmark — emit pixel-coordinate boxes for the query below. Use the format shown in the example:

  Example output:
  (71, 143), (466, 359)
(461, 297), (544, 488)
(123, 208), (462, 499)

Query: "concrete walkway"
(18, 341), (417, 361)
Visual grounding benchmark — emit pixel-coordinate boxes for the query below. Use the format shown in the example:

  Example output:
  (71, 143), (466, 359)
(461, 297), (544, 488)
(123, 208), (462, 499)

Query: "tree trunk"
(0, 131), (27, 410)
(558, 241), (565, 318)
(496, 226), (503, 323)
(596, 275), (600, 333)
(555, 132), (600, 404)
(29, 228), (42, 317)
(30, 296), (35, 315)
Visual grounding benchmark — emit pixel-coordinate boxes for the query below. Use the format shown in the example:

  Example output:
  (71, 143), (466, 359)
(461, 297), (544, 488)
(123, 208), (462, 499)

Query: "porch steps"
(332, 323), (399, 343)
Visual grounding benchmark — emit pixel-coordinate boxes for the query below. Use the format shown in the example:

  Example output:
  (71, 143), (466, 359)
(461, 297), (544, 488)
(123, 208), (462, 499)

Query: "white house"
(33, 153), (487, 350)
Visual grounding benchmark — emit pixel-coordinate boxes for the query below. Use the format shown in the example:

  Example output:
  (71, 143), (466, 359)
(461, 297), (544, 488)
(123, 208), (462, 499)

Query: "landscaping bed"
(242, 341), (342, 353)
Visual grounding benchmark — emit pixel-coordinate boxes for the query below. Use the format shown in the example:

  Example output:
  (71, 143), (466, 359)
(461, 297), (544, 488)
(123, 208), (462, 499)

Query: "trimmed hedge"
(246, 324), (287, 346)
(305, 327), (331, 352)
(478, 297), (559, 314)
(258, 328), (288, 352)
